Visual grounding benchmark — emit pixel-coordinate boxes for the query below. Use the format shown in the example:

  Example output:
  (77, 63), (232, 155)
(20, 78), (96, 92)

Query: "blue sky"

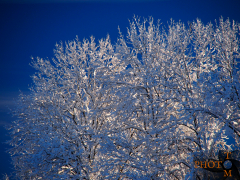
(0, 0), (240, 177)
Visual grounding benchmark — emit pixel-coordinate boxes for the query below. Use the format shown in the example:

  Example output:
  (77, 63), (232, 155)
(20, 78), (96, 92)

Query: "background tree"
(8, 17), (240, 179)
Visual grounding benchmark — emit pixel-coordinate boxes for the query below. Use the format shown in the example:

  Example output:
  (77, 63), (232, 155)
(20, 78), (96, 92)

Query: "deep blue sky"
(0, 0), (240, 178)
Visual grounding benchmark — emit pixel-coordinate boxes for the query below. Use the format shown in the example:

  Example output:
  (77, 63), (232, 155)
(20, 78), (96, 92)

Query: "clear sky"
(0, 0), (240, 177)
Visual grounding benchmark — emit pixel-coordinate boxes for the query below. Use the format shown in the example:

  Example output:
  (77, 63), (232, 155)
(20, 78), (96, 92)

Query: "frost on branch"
(8, 17), (240, 179)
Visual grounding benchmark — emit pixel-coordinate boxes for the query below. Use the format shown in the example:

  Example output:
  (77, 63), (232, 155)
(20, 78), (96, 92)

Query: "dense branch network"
(8, 17), (240, 179)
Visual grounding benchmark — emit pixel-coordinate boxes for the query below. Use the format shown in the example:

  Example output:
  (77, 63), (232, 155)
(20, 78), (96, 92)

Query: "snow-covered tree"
(8, 17), (240, 179)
